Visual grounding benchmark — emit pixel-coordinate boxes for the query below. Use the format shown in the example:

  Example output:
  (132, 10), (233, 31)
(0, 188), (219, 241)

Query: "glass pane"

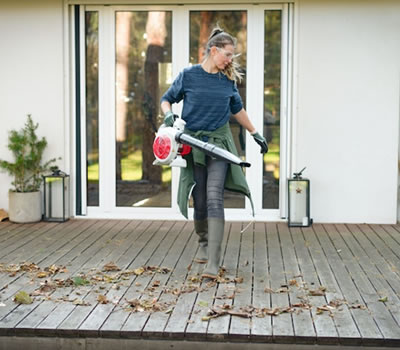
(263, 11), (281, 209)
(85, 11), (99, 206)
(189, 11), (247, 209)
(115, 11), (172, 207)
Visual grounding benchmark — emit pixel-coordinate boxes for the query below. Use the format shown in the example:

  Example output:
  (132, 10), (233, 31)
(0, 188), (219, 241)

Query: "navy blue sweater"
(160, 64), (243, 132)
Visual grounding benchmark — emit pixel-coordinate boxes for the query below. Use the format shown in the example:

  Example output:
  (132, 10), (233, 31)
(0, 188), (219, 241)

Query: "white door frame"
(75, 4), (293, 221)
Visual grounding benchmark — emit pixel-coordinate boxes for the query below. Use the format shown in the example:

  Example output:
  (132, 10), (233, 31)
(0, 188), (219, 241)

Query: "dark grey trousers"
(192, 157), (228, 220)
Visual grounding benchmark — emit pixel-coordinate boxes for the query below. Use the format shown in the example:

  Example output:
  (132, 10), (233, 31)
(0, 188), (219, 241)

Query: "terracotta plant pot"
(8, 191), (42, 223)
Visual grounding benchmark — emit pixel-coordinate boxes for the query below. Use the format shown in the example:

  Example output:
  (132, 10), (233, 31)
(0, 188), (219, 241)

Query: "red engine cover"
(153, 134), (172, 160)
(180, 144), (191, 156)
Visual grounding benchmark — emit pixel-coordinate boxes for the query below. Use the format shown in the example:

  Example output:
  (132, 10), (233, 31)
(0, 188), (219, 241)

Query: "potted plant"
(0, 114), (57, 223)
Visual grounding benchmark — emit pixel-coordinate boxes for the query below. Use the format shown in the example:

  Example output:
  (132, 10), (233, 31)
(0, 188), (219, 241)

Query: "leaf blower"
(153, 118), (251, 168)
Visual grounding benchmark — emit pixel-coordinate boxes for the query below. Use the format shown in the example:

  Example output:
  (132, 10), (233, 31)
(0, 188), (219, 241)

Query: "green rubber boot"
(201, 218), (224, 280)
(194, 219), (208, 263)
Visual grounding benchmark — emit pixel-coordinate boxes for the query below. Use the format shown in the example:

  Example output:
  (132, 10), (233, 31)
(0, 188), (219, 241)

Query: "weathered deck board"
(278, 224), (315, 343)
(0, 220), (100, 334)
(1, 220), (125, 334)
(120, 221), (187, 336)
(207, 222), (241, 340)
(322, 224), (383, 343)
(135, 221), (191, 336)
(41, 220), (154, 334)
(344, 224), (400, 344)
(161, 222), (221, 339)
(292, 226), (338, 342)
(17, 219), (137, 334)
(250, 223), (272, 341)
(141, 222), (196, 337)
(305, 224), (361, 344)
(0, 219), (399, 347)
(184, 222), (232, 340)
(333, 224), (400, 344)
(228, 222), (254, 339)
(0, 221), (57, 262)
(267, 223), (295, 341)
(61, 220), (169, 335)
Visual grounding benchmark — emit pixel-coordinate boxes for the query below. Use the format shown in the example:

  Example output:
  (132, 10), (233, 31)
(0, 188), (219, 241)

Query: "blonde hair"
(204, 26), (243, 83)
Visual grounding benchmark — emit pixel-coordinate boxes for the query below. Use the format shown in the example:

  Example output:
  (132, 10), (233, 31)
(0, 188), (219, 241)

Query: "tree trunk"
(115, 12), (132, 180)
(142, 12), (166, 183)
(198, 12), (212, 62)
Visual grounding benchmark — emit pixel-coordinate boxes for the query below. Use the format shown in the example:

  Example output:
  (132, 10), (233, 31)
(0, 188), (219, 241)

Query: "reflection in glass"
(263, 11), (281, 209)
(115, 11), (172, 207)
(85, 12), (99, 206)
(189, 11), (247, 209)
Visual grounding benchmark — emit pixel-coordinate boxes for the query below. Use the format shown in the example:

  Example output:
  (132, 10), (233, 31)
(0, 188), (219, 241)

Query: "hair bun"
(209, 27), (224, 40)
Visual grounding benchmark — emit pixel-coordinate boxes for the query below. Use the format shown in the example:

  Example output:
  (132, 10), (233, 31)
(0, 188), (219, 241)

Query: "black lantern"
(288, 167), (312, 227)
(43, 168), (70, 222)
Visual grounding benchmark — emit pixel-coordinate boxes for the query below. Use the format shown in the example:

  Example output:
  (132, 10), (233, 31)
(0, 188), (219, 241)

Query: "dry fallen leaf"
(152, 280), (161, 287)
(329, 299), (345, 308)
(97, 294), (109, 304)
(45, 264), (64, 275)
(261, 307), (280, 316)
(33, 281), (56, 295)
(215, 294), (234, 300)
(133, 267), (145, 276)
(126, 297), (174, 313)
(309, 286), (326, 296)
(73, 298), (90, 306)
(36, 271), (48, 278)
(103, 262), (121, 272)
(316, 306), (332, 314)
(292, 302), (311, 309)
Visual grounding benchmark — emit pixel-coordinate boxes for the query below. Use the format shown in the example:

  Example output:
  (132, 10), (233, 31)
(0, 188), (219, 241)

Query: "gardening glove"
(163, 111), (178, 127)
(252, 131), (268, 154)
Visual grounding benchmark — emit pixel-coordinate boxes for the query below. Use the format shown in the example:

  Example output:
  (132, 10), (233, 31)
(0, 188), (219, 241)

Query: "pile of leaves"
(0, 261), (172, 308)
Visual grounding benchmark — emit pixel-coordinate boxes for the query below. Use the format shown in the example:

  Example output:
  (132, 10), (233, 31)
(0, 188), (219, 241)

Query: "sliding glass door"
(78, 4), (292, 221)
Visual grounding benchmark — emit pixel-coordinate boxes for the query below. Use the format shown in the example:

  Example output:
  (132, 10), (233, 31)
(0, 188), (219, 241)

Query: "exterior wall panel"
(296, 0), (400, 223)
(0, 0), (65, 212)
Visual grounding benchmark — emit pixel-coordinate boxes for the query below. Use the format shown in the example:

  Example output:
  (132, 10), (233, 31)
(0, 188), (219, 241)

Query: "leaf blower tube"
(175, 131), (250, 168)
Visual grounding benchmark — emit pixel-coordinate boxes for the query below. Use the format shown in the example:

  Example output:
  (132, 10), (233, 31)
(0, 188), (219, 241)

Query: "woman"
(160, 27), (268, 279)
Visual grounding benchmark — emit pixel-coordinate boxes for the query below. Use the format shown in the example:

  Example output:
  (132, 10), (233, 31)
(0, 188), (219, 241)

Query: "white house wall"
(0, 0), (66, 213)
(296, 0), (400, 223)
(0, 0), (399, 224)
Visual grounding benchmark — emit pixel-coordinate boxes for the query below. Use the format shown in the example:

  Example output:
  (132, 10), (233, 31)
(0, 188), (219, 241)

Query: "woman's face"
(212, 44), (235, 70)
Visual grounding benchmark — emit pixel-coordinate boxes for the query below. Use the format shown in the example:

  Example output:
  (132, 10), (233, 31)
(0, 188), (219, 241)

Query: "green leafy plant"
(0, 114), (57, 192)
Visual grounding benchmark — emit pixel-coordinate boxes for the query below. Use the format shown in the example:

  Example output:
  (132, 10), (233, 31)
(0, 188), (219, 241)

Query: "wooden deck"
(0, 219), (399, 348)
